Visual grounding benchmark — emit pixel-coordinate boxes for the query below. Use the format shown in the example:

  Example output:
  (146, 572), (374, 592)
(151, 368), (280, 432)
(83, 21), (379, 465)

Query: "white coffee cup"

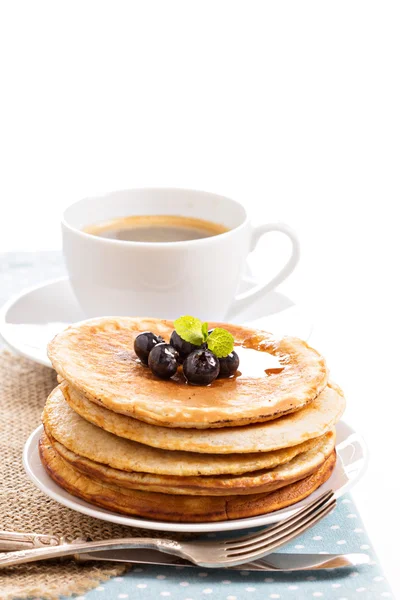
(62, 188), (300, 321)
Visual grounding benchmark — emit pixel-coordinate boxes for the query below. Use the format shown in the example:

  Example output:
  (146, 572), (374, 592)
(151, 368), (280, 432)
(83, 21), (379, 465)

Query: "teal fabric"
(65, 495), (392, 600)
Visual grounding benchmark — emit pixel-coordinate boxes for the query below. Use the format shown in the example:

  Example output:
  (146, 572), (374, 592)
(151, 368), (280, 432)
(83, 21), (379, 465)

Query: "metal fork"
(0, 490), (336, 568)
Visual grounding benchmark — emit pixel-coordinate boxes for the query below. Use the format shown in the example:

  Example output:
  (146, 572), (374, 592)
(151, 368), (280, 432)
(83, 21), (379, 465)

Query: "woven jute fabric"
(0, 351), (176, 600)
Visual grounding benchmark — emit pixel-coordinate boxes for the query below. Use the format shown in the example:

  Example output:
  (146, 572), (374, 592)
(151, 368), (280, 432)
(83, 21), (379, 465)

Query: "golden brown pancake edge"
(43, 384), (342, 474)
(61, 380), (345, 455)
(47, 429), (336, 496)
(39, 432), (336, 522)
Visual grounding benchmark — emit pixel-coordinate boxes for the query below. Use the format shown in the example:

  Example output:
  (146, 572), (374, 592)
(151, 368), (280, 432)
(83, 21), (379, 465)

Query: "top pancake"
(48, 317), (328, 429)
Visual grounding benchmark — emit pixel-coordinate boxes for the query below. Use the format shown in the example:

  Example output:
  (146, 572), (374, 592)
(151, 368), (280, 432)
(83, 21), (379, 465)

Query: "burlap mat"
(0, 351), (181, 600)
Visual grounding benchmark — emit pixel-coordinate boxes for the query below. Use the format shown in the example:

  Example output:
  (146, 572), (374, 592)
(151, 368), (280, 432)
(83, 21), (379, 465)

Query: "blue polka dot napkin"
(62, 494), (392, 600)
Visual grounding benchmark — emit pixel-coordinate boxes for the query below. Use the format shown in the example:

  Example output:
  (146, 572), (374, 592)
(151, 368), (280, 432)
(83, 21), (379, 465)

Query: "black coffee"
(83, 215), (229, 242)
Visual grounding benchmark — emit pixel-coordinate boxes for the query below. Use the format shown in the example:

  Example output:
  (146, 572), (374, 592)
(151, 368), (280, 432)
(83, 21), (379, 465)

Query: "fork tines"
(221, 490), (336, 565)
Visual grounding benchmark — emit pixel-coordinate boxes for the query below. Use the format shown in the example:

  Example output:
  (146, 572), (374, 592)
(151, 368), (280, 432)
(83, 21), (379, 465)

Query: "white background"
(1, 1), (399, 595)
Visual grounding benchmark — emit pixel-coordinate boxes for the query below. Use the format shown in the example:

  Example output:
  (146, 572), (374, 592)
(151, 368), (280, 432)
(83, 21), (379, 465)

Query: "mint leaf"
(202, 322), (209, 341)
(207, 328), (234, 358)
(174, 316), (203, 345)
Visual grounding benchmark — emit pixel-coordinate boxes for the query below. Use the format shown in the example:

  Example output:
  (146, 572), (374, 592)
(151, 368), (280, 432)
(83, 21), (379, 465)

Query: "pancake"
(47, 317), (328, 428)
(43, 385), (334, 476)
(49, 429), (336, 496)
(40, 433), (337, 522)
(62, 381), (345, 454)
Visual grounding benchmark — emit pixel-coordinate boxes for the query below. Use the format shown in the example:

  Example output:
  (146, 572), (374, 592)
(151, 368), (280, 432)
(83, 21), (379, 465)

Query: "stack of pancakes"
(40, 317), (345, 523)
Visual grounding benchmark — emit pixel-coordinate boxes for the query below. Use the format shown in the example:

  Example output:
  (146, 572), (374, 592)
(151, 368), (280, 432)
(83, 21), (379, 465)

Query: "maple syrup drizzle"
(234, 345), (284, 378)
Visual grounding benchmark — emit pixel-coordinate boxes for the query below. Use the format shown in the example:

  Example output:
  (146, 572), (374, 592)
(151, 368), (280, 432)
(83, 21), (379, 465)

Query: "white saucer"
(0, 276), (313, 368)
(23, 421), (367, 533)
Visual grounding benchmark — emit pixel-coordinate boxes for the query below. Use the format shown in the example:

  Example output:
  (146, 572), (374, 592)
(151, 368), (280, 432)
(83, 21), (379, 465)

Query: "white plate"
(0, 276), (312, 368)
(23, 421), (367, 533)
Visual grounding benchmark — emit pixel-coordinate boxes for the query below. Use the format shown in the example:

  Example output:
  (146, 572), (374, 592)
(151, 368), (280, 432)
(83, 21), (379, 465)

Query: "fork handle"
(0, 530), (63, 551)
(0, 537), (184, 568)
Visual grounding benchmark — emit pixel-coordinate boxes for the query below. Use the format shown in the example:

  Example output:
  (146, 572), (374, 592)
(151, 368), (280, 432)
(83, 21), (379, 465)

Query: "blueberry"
(134, 331), (164, 365)
(148, 343), (179, 379)
(170, 330), (200, 361)
(218, 350), (240, 378)
(183, 348), (220, 385)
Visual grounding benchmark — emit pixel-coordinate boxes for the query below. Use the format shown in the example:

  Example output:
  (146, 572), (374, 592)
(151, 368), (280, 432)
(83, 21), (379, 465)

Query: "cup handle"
(227, 222), (300, 319)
